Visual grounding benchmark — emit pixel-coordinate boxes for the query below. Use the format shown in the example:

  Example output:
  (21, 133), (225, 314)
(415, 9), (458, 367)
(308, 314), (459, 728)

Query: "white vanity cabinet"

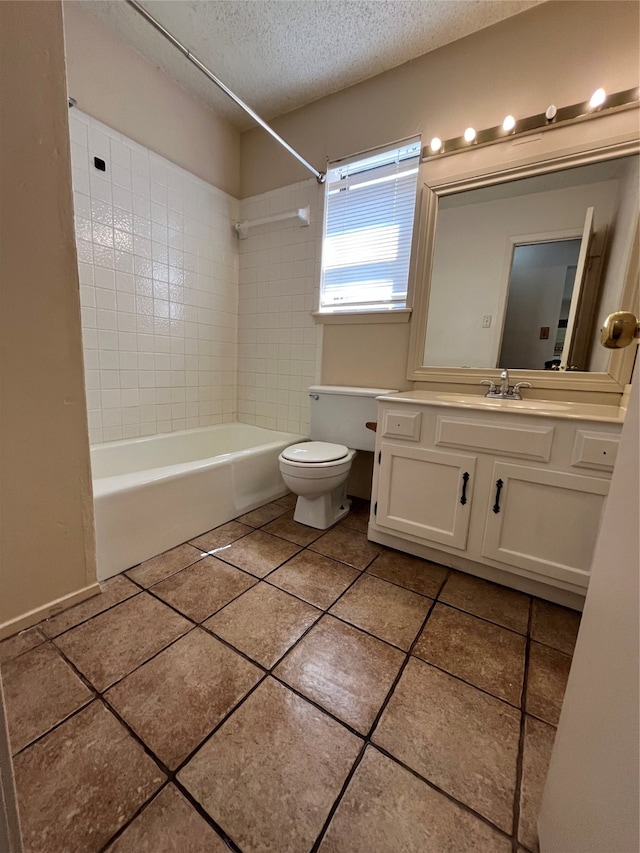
(369, 393), (624, 604)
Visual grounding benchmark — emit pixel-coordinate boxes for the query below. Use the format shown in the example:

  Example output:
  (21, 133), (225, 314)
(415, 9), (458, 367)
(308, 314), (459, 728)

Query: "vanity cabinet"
(370, 394), (624, 602)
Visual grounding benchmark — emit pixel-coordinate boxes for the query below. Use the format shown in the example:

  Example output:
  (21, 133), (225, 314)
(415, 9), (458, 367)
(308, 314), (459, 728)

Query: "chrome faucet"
(481, 369), (532, 400)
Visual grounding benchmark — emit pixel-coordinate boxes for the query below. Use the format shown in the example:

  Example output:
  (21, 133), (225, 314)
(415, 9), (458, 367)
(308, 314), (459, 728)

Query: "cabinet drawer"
(572, 430), (619, 472)
(382, 409), (422, 441)
(435, 416), (554, 461)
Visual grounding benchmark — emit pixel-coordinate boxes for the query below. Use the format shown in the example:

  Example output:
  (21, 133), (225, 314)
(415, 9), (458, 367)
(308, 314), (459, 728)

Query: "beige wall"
(63, 2), (241, 198)
(322, 324), (412, 390)
(0, 0), (98, 637)
(242, 1), (640, 392)
(241, 1), (640, 197)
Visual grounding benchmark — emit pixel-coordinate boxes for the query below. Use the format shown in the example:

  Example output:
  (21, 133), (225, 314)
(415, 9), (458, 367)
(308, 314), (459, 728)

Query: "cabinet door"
(482, 462), (609, 588)
(376, 443), (476, 549)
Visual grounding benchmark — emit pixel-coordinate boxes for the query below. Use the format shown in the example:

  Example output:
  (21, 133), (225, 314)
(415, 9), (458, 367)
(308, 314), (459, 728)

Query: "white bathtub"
(91, 423), (305, 580)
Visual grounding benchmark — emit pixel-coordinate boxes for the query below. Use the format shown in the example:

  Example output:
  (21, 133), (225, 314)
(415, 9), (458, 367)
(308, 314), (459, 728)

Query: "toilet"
(278, 385), (396, 529)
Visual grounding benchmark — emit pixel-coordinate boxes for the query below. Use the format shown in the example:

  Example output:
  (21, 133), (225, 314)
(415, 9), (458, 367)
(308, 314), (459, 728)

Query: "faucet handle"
(512, 381), (532, 400)
(481, 379), (498, 395)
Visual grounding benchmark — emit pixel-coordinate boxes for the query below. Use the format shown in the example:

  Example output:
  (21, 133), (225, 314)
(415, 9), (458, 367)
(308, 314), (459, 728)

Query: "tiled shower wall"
(69, 110), (239, 444)
(237, 180), (323, 436)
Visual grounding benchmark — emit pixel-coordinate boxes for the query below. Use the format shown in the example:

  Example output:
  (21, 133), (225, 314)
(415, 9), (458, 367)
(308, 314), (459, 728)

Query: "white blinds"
(320, 139), (420, 313)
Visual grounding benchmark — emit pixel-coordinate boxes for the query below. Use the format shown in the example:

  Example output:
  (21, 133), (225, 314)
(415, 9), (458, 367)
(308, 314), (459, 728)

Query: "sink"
(430, 393), (621, 418)
(435, 393), (571, 411)
(433, 393), (570, 411)
(505, 400), (571, 412)
(434, 394), (501, 405)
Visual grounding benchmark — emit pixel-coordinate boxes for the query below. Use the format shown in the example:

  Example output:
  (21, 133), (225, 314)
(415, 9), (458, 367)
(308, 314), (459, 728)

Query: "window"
(319, 139), (420, 315)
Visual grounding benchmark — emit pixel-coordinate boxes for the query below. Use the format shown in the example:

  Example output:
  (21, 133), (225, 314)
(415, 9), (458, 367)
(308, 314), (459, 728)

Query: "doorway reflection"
(498, 239), (581, 370)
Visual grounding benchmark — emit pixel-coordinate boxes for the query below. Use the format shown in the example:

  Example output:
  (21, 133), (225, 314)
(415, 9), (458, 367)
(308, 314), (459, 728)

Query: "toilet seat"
(281, 441), (349, 464)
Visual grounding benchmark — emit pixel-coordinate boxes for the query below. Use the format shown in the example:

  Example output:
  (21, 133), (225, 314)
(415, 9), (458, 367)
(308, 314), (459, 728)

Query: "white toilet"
(278, 385), (396, 529)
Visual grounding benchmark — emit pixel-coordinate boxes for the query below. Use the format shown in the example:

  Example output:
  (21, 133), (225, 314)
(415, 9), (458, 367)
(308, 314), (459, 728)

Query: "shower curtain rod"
(125, 0), (326, 184)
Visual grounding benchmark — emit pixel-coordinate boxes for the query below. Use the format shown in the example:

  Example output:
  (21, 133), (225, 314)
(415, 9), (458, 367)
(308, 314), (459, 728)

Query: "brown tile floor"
(1, 495), (580, 853)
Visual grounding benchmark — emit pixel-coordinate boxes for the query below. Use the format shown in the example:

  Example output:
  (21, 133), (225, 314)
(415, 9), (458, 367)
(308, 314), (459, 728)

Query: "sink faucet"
(481, 369), (532, 400)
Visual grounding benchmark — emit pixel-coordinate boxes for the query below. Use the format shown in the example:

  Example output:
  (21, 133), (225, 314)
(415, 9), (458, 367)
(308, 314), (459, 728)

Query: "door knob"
(600, 311), (640, 349)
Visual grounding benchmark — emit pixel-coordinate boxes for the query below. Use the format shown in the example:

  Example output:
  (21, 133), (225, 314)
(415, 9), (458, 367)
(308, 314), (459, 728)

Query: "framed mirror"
(407, 110), (640, 394)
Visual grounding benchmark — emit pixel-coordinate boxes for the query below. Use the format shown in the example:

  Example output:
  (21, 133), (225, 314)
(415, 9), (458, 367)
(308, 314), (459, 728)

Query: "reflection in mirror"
(422, 154), (639, 372)
(499, 239), (582, 370)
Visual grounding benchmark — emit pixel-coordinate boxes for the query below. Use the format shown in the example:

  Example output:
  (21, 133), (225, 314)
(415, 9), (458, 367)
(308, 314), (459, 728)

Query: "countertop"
(376, 390), (626, 424)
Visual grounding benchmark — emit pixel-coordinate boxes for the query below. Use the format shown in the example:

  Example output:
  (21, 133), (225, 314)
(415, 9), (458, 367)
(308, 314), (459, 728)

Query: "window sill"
(312, 309), (412, 325)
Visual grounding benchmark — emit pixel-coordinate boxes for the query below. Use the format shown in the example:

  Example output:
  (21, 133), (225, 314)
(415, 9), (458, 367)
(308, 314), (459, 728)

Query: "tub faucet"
(481, 369), (532, 400)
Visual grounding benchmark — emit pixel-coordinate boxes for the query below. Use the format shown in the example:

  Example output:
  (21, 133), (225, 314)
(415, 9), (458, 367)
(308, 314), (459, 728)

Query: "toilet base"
(293, 484), (352, 529)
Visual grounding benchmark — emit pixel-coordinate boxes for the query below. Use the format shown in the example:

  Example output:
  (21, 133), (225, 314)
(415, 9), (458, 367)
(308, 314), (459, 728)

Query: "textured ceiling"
(77, 0), (546, 129)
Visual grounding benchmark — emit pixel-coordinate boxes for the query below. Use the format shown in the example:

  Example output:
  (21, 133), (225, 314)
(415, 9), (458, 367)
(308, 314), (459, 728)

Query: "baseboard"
(0, 582), (101, 641)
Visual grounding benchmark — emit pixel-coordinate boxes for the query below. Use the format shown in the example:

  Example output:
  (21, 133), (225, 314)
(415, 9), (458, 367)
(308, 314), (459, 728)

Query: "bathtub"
(91, 423), (306, 580)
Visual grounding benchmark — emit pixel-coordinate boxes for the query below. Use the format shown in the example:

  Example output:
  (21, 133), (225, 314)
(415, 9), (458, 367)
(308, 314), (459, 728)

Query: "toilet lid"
(282, 441), (349, 463)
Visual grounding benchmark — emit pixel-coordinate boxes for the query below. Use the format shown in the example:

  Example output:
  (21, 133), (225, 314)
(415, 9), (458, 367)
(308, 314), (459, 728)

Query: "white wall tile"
(70, 110), (239, 444)
(237, 179), (322, 436)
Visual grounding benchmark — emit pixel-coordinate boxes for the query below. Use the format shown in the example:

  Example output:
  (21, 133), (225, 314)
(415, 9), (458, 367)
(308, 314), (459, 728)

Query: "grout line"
(12, 501), (574, 853)
(365, 578), (444, 737)
(511, 596), (534, 852)
(9, 694), (96, 760)
(268, 671), (366, 741)
(308, 583), (444, 852)
(52, 617), (198, 695)
(92, 670), (261, 852)
(432, 598), (530, 637)
(171, 778), (246, 853)
(95, 781), (173, 853)
(366, 563), (446, 600)
(408, 653), (525, 712)
(208, 539), (305, 576)
(38, 586), (144, 640)
(143, 572), (260, 625)
(197, 623), (271, 674)
(371, 741), (514, 842)
(61, 631), (266, 851)
(169, 674), (268, 777)
(309, 742), (369, 853)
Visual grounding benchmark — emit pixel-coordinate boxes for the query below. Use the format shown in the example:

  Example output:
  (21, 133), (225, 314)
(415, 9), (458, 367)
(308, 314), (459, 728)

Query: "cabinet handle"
(493, 478), (504, 514)
(460, 471), (470, 505)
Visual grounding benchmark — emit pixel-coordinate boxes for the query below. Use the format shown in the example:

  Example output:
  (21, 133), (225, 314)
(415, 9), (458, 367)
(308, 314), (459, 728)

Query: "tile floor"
(1, 494), (581, 853)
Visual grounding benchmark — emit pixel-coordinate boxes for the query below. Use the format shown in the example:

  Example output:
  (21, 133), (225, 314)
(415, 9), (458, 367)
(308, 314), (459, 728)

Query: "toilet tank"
(308, 385), (397, 452)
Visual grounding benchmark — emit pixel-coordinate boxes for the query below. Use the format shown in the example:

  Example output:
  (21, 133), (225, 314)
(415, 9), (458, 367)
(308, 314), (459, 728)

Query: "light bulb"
(502, 115), (516, 132)
(463, 127), (476, 143)
(429, 137), (443, 153)
(589, 88), (606, 109)
(545, 104), (558, 121)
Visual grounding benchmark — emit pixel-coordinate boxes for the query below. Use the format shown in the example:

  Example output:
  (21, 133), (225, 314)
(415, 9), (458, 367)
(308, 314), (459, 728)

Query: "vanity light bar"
(422, 87), (639, 161)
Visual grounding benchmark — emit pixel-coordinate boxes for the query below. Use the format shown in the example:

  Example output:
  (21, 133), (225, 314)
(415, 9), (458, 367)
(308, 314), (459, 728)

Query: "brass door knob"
(600, 311), (640, 349)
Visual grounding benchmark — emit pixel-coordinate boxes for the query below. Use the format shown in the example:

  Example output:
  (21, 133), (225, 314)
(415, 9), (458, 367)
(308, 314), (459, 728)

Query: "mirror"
(407, 111), (640, 392)
(421, 155), (638, 372)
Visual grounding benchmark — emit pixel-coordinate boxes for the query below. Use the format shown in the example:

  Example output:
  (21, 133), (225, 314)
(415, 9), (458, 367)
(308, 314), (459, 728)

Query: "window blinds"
(320, 139), (420, 313)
